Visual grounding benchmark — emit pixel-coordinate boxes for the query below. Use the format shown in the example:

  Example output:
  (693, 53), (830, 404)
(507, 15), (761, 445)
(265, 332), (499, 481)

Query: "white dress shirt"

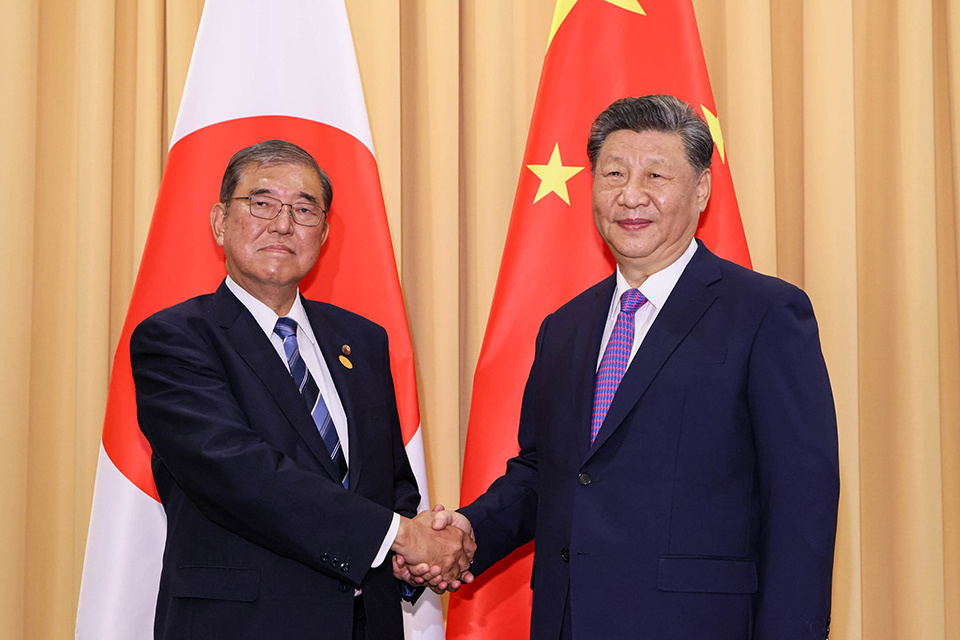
(225, 276), (399, 569)
(596, 239), (698, 371)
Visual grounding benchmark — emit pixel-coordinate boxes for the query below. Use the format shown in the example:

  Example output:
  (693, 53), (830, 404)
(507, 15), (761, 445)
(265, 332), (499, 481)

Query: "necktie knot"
(274, 317), (298, 340)
(620, 288), (647, 315)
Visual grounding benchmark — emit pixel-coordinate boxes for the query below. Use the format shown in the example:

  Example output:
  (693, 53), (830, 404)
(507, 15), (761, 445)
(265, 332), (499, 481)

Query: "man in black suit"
(413, 95), (839, 639)
(132, 139), (473, 639)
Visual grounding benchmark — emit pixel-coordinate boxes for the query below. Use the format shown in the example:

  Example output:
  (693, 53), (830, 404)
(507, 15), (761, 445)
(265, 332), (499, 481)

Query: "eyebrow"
(603, 154), (668, 165)
(248, 187), (319, 204)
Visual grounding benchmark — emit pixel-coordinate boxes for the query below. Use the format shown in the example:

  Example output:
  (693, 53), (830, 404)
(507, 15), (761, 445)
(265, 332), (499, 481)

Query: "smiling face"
(210, 162), (329, 314)
(592, 129), (711, 287)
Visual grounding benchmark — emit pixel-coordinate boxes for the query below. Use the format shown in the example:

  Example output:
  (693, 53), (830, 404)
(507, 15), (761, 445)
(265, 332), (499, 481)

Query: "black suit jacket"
(131, 282), (419, 640)
(461, 242), (840, 639)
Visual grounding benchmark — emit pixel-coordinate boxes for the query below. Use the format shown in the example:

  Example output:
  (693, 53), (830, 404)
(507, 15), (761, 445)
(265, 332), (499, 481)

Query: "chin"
(612, 242), (657, 260)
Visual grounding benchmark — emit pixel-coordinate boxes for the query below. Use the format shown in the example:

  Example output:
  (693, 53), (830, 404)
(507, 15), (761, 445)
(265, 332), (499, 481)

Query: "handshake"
(390, 505), (475, 593)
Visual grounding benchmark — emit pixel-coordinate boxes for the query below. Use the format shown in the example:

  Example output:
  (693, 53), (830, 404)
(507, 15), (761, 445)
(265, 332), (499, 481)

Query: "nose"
(618, 174), (650, 209)
(267, 204), (295, 233)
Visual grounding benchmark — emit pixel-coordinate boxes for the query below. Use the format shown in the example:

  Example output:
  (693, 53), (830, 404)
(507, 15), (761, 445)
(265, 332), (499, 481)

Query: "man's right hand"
(393, 505), (475, 592)
(391, 507), (475, 588)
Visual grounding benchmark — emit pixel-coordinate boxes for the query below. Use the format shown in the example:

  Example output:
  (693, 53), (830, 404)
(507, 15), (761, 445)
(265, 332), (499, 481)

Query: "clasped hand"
(391, 505), (475, 593)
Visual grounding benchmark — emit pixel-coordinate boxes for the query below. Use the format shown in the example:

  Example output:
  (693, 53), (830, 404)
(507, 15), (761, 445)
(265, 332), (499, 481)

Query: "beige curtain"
(1, 0), (957, 638)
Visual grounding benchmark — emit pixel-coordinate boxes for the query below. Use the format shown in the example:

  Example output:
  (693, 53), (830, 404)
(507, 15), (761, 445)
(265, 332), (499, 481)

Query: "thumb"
(431, 510), (453, 531)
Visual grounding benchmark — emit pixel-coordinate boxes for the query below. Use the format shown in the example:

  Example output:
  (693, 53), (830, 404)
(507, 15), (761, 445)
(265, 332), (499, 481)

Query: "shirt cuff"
(400, 581), (419, 599)
(371, 512), (401, 568)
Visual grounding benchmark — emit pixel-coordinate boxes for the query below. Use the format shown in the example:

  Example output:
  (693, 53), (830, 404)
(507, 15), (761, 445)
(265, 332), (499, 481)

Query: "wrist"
(392, 516), (413, 553)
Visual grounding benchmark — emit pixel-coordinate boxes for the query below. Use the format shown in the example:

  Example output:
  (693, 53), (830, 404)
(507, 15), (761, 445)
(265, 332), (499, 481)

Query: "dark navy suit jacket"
(461, 242), (839, 640)
(131, 282), (419, 640)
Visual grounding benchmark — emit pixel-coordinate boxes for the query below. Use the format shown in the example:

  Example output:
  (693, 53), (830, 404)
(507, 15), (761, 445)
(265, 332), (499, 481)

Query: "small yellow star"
(548, 0), (645, 47)
(701, 105), (726, 163)
(527, 144), (585, 205)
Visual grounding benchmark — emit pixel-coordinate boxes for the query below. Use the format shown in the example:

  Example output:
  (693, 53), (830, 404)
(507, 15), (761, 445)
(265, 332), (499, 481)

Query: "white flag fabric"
(76, 1), (443, 637)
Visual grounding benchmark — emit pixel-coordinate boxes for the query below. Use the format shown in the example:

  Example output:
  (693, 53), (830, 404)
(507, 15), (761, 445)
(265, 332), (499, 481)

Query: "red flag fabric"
(447, 1), (750, 637)
(76, 2), (444, 638)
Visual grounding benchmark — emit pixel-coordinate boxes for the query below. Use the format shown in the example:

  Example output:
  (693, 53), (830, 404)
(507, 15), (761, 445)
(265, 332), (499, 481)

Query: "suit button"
(341, 562), (350, 572)
(339, 582), (350, 593)
(561, 548), (570, 562)
(332, 557), (339, 567)
(578, 472), (592, 486)
(321, 553), (330, 563)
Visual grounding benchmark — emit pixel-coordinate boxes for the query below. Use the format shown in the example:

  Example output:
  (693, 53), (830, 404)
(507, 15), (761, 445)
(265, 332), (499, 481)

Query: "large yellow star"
(527, 144), (585, 205)
(548, 0), (645, 46)
(701, 105), (726, 163)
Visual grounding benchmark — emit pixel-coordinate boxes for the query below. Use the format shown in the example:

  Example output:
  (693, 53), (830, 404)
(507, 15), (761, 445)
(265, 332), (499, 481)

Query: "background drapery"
(0, 1), (957, 638)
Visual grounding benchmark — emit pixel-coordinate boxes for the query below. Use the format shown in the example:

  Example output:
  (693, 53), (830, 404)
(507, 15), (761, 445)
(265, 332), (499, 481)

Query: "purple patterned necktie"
(591, 288), (648, 445)
(274, 317), (349, 487)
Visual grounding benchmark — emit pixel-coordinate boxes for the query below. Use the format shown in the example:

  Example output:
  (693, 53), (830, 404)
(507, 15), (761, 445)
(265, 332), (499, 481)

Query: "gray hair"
(586, 95), (714, 175)
(219, 139), (333, 210)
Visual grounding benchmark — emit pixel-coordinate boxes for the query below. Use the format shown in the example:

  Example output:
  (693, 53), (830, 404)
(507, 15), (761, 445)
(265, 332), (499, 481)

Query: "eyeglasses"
(227, 194), (327, 227)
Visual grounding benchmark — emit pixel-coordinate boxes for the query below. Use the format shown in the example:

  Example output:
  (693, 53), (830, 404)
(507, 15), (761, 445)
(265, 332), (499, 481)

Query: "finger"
(418, 564), (442, 584)
(404, 561), (430, 577)
(391, 560), (411, 582)
(431, 511), (453, 531)
(439, 561), (462, 584)
(431, 503), (445, 513)
(414, 562), (433, 576)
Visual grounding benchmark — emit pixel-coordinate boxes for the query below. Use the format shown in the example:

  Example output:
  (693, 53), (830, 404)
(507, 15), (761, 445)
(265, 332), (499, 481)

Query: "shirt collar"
(224, 276), (318, 346)
(613, 238), (698, 310)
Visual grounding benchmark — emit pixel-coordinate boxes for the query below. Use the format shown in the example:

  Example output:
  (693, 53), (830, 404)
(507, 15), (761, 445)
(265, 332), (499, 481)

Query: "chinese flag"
(75, 1), (444, 638)
(447, 0), (750, 638)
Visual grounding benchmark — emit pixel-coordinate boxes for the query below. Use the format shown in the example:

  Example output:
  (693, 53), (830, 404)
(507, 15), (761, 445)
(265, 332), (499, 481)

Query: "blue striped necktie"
(274, 317), (348, 487)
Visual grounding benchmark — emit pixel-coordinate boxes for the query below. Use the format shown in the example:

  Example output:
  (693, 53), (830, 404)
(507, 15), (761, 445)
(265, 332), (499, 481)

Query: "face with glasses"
(211, 162), (330, 313)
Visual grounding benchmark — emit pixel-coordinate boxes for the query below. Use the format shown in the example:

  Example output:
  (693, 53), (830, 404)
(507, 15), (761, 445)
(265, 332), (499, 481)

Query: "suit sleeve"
(131, 314), (403, 587)
(748, 287), (840, 638)
(379, 332), (420, 520)
(458, 316), (547, 575)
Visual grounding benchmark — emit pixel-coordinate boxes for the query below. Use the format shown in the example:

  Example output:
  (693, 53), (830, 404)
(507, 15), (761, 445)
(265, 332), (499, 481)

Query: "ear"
(210, 201), (227, 247)
(696, 168), (712, 213)
(318, 219), (330, 247)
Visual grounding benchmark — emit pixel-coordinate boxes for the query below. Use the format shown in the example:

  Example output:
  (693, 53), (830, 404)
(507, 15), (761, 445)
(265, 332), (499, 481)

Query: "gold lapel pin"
(339, 348), (353, 369)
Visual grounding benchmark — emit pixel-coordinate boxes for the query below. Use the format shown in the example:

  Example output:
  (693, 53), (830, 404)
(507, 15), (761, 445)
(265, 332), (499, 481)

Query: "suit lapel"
(585, 245), (722, 459)
(212, 284), (344, 484)
(303, 298), (364, 491)
(571, 276), (617, 458)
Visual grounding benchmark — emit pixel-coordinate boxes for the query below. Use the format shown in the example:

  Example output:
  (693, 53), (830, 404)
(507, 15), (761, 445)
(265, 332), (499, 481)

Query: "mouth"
(616, 218), (653, 231)
(259, 244), (295, 254)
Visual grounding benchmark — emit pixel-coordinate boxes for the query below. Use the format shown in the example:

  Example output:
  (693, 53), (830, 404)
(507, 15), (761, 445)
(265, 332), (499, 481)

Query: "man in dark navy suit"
(132, 140), (473, 640)
(417, 96), (839, 639)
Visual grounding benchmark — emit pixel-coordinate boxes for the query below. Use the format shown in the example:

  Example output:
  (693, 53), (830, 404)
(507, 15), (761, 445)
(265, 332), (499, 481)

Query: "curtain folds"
(1, 1), (957, 638)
